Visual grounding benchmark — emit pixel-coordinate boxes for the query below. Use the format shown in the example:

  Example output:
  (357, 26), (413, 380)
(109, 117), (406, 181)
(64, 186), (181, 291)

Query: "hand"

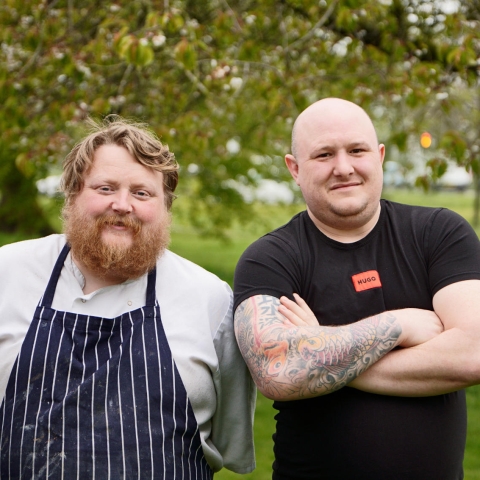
(278, 293), (319, 327)
(394, 308), (444, 348)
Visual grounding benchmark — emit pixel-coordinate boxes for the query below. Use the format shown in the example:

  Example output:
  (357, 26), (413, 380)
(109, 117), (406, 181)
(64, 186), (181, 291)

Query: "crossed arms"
(234, 280), (480, 401)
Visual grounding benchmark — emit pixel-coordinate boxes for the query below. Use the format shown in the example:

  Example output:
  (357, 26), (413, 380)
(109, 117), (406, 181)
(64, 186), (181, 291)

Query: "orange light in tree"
(420, 132), (432, 148)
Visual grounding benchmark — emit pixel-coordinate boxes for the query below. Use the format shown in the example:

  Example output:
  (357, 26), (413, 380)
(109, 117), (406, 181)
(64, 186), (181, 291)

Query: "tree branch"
(284, 0), (340, 52)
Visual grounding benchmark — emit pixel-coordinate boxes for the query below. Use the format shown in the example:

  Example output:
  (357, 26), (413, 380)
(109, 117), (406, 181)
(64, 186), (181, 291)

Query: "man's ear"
(379, 144), (386, 165)
(285, 154), (300, 185)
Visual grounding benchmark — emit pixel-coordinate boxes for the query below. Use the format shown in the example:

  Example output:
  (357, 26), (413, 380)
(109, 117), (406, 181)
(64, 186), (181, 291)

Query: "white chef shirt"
(0, 234), (255, 474)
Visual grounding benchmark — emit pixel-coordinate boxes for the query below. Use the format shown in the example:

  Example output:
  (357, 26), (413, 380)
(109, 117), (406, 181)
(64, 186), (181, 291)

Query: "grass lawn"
(1, 188), (479, 479)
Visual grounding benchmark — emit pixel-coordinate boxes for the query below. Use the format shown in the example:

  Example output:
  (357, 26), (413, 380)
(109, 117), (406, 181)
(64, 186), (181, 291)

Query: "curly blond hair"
(60, 116), (179, 210)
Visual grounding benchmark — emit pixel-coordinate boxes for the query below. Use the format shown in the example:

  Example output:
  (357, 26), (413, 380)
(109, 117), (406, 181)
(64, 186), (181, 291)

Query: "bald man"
(233, 98), (480, 479)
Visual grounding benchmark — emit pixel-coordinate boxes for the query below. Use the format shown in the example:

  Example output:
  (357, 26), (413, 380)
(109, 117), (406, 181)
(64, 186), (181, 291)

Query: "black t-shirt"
(234, 200), (480, 480)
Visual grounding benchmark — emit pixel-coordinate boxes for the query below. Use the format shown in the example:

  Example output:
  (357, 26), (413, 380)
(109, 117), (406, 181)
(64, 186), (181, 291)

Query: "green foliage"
(440, 131), (468, 162)
(426, 157), (448, 181)
(0, 0), (479, 236)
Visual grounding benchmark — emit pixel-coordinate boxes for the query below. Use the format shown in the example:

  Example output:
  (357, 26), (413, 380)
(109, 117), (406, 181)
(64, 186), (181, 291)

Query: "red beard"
(64, 204), (170, 282)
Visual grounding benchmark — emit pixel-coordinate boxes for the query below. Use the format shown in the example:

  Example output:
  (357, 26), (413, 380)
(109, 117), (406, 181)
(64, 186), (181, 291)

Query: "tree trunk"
(473, 172), (480, 228)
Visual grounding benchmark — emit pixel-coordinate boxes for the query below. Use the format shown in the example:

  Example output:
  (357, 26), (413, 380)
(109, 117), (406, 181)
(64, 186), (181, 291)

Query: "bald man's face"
(285, 100), (385, 232)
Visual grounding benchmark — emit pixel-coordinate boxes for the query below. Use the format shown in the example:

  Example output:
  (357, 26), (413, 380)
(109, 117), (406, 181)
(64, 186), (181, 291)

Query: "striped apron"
(0, 244), (213, 479)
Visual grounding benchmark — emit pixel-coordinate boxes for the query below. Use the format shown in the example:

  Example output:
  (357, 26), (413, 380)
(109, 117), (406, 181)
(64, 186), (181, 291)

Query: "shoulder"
(156, 250), (232, 333)
(157, 249), (231, 296)
(0, 235), (67, 333)
(380, 200), (479, 264)
(382, 199), (440, 220)
(267, 210), (309, 242)
(381, 200), (468, 232)
(234, 212), (311, 311)
(0, 234), (66, 275)
(240, 210), (308, 258)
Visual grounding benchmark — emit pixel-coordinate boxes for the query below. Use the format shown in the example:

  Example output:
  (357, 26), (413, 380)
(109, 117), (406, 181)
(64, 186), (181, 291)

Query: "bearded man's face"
(63, 144), (170, 281)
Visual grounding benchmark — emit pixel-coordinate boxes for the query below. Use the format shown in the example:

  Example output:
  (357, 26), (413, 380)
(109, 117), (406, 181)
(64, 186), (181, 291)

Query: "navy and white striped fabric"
(0, 244), (212, 479)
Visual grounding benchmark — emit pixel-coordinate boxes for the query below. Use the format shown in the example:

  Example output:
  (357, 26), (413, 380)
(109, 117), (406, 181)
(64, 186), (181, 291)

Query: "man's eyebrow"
(130, 181), (159, 192)
(348, 141), (371, 149)
(307, 140), (374, 158)
(309, 145), (333, 157)
(84, 177), (120, 186)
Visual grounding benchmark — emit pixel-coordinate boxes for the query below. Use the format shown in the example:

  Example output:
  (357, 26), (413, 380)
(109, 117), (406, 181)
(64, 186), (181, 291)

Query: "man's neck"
(307, 204), (381, 244)
(72, 254), (129, 295)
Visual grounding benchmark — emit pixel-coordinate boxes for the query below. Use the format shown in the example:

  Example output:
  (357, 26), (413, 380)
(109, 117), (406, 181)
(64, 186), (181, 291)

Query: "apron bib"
(0, 244), (212, 479)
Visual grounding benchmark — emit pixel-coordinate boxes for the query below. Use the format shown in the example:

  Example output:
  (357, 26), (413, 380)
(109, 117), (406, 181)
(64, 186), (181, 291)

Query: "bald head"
(285, 97), (385, 238)
(291, 98), (379, 159)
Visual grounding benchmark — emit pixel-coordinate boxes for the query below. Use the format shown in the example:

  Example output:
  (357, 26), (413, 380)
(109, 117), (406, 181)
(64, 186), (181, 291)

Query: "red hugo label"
(351, 270), (382, 292)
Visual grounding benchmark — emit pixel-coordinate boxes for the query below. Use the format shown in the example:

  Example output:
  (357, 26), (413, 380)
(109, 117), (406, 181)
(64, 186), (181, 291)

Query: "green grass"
(465, 385), (480, 480)
(1, 189), (480, 479)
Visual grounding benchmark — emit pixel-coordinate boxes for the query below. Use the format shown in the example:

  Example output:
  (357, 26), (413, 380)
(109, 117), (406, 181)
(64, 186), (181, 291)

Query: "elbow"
(254, 377), (293, 402)
(257, 388), (297, 402)
(463, 354), (480, 386)
(253, 376), (331, 402)
(257, 386), (284, 401)
(449, 345), (480, 388)
(250, 372), (301, 401)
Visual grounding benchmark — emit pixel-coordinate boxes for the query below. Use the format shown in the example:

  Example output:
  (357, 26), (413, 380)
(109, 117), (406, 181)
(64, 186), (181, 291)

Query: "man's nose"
(111, 190), (133, 213)
(332, 151), (354, 176)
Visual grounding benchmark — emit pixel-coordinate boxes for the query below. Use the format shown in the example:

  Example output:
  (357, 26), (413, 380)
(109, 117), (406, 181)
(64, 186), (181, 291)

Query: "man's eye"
(135, 191), (150, 197)
(98, 186), (112, 192)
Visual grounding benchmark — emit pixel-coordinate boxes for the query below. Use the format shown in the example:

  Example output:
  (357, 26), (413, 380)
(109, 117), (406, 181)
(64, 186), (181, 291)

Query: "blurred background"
(1, 0), (480, 478)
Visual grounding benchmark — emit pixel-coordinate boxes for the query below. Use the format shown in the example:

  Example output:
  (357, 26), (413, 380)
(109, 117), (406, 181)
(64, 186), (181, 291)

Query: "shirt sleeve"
(233, 234), (303, 312)
(210, 294), (256, 473)
(426, 208), (480, 295)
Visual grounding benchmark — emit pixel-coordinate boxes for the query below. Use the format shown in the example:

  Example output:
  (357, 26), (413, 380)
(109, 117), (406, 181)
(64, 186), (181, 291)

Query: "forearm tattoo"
(234, 295), (402, 399)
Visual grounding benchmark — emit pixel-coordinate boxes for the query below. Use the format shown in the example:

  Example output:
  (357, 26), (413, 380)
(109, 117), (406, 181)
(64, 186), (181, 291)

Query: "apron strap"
(41, 242), (158, 308)
(145, 267), (157, 307)
(41, 243), (71, 308)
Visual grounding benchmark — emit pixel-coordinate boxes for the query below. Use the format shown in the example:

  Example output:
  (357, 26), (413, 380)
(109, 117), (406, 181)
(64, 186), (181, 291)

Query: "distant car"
(435, 166), (472, 191)
(383, 161), (412, 188)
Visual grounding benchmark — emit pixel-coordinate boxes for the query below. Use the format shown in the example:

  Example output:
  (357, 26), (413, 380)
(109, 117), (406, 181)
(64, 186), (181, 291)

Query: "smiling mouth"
(98, 215), (142, 235)
(330, 182), (361, 190)
(108, 222), (129, 230)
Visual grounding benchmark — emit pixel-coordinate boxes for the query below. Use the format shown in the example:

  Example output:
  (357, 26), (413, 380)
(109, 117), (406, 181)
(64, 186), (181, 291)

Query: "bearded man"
(0, 118), (255, 478)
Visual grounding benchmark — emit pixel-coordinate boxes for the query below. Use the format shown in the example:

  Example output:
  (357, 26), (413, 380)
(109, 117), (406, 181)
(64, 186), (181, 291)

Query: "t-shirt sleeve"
(233, 234), (302, 312)
(426, 208), (480, 295)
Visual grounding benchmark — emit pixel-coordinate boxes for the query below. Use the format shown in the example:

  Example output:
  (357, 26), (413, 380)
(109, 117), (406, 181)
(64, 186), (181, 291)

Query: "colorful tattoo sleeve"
(234, 295), (401, 400)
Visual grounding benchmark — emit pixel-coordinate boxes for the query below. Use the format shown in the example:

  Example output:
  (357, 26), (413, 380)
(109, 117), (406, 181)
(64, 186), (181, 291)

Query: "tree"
(1, 0), (478, 237)
(400, 2), (480, 224)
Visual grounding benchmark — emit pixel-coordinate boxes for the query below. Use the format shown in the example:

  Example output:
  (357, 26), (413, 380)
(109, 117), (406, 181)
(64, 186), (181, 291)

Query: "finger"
(292, 293), (315, 315)
(278, 297), (310, 326)
(278, 304), (309, 327)
(292, 293), (318, 326)
(279, 296), (309, 319)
